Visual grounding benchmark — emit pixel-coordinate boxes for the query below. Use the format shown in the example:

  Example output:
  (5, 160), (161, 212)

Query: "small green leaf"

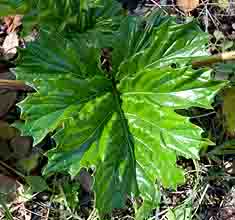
(223, 40), (234, 50)
(166, 206), (192, 220)
(213, 30), (224, 41)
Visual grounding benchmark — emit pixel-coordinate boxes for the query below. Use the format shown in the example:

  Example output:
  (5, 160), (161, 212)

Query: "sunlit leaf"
(14, 10), (225, 216)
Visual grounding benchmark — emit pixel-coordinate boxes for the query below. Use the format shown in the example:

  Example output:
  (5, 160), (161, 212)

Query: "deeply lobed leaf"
(13, 9), (226, 217)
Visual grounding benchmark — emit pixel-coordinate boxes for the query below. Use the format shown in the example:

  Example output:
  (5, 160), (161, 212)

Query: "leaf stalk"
(192, 51), (235, 68)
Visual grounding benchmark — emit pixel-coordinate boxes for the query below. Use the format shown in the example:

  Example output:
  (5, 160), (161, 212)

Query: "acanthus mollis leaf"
(14, 9), (226, 217)
(15, 33), (111, 145)
(95, 111), (139, 212)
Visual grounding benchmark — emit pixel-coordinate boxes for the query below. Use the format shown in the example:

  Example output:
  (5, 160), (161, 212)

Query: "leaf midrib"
(111, 79), (136, 169)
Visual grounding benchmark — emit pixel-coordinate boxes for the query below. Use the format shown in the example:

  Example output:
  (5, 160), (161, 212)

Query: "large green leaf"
(14, 11), (226, 216)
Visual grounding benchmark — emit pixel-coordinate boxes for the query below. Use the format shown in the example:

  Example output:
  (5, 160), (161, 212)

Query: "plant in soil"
(1, 0), (227, 218)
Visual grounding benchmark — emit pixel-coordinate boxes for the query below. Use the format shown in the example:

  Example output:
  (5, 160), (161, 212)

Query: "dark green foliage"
(2, 0), (226, 217)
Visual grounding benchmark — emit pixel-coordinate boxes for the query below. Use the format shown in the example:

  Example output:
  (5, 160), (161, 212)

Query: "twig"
(0, 80), (35, 92)
(190, 111), (216, 119)
(87, 209), (97, 220)
(147, 209), (168, 220)
(0, 160), (25, 179)
(22, 208), (45, 218)
(149, 0), (160, 6)
(192, 51), (235, 68)
(192, 184), (209, 217)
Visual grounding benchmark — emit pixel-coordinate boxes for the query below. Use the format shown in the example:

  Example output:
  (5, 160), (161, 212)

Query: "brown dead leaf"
(225, 160), (235, 175)
(1, 31), (19, 60)
(0, 174), (21, 203)
(0, 139), (12, 160)
(4, 15), (22, 33)
(77, 168), (93, 193)
(4, 16), (13, 29)
(10, 136), (33, 159)
(219, 187), (235, 220)
(176, 0), (200, 13)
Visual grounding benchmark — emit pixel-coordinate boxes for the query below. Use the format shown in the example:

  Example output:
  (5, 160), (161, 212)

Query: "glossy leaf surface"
(14, 11), (225, 216)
